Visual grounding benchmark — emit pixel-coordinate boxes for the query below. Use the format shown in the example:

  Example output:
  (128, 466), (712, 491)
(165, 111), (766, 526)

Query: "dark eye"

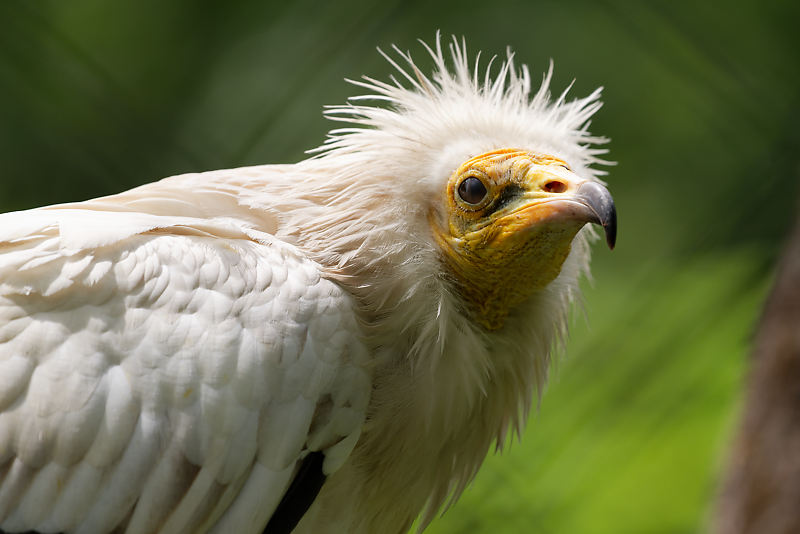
(457, 176), (488, 205)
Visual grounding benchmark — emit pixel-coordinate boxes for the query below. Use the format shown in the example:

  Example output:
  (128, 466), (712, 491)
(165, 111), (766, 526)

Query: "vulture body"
(0, 38), (615, 533)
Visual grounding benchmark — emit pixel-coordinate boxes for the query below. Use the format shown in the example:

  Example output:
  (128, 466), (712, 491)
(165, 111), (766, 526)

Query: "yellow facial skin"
(433, 148), (597, 331)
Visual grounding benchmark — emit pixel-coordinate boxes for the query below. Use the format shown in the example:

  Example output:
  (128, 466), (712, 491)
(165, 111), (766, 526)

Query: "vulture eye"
(457, 176), (488, 205)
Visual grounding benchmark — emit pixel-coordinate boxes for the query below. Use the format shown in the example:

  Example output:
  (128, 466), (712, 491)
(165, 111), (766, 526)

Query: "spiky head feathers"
(315, 36), (609, 188)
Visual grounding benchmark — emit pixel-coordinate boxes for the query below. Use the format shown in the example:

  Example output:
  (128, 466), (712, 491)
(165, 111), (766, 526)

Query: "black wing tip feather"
(263, 451), (327, 534)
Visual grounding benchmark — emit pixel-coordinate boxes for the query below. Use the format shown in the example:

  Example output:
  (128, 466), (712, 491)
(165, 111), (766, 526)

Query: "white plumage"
(0, 210), (369, 533)
(0, 36), (613, 533)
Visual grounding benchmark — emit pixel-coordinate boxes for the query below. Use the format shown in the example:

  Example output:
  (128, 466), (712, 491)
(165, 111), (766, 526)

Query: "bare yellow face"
(432, 148), (616, 330)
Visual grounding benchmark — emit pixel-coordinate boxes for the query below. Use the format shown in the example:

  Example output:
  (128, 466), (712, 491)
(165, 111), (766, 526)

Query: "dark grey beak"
(576, 181), (617, 250)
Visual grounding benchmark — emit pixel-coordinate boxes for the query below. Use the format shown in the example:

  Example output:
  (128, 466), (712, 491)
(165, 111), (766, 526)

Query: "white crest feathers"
(314, 34), (610, 182)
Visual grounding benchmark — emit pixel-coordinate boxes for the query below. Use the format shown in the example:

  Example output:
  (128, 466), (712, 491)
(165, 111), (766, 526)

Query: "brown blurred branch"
(716, 210), (800, 533)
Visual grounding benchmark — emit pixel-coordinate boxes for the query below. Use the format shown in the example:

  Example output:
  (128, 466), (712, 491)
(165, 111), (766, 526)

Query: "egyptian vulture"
(0, 37), (616, 534)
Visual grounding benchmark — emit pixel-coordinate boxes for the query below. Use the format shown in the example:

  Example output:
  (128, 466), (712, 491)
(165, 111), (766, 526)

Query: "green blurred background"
(0, 1), (797, 532)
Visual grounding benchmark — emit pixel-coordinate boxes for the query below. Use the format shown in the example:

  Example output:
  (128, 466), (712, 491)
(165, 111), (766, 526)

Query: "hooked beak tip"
(575, 181), (617, 250)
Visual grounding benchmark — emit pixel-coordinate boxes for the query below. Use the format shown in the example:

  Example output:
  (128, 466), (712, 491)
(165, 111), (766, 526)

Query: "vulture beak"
(574, 181), (617, 250)
(515, 166), (617, 251)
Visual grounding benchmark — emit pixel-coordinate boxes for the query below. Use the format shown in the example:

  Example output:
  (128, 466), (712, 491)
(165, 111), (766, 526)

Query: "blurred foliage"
(0, 0), (797, 532)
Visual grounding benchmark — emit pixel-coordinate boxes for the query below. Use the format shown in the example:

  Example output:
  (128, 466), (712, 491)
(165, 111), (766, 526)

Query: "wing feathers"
(12, 462), (66, 531)
(79, 411), (163, 533)
(0, 207), (372, 533)
(84, 366), (138, 468)
(49, 461), (104, 531)
(0, 459), (33, 528)
(156, 440), (228, 534)
(259, 398), (317, 471)
(0, 355), (32, 412)
(209, 461), (296, 534)
(124, 438), (201, 534)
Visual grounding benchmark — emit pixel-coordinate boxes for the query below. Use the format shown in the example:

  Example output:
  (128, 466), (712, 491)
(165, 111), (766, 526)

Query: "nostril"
(543, 180), (567, 194)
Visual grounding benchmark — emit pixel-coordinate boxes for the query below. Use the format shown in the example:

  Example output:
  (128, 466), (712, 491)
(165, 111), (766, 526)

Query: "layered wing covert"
(0, 208), (371, 534)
